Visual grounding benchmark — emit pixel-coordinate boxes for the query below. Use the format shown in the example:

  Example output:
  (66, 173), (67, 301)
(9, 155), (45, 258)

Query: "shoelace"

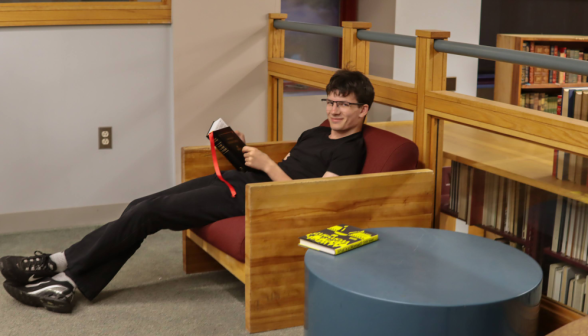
(21, 251), (53, 272)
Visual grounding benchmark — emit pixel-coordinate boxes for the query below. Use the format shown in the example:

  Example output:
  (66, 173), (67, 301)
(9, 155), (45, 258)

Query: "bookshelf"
(495, 34), (588, 106)
(368, 119), (588, 328)
(544, 248), (588, 273)
(370, 121), (588, 203)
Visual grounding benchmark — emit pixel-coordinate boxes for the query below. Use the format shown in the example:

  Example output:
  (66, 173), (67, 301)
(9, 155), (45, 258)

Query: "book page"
(207, 118), (229, 135)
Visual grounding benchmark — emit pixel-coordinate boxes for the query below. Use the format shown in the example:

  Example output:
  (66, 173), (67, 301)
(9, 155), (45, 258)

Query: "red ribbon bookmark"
(209, 133), (237, 198)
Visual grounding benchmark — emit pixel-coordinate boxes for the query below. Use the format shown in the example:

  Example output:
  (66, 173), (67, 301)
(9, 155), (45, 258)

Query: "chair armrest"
(245, 169), (434, 260)
(181, 141), (296, 182)
(244, 169), (434, 325)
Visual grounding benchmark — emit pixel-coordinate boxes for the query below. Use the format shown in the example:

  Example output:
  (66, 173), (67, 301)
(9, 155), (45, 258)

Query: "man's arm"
(243, 146), (292, 182)
(264, 161), (292, 182)
(322, 171), (339, 178)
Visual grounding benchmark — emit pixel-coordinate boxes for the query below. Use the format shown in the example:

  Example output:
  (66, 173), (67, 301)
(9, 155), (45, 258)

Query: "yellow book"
(298, 225), (378, 255)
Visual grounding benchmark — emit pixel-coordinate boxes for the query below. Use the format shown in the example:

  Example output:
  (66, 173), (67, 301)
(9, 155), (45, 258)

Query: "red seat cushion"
(191, 121), (418, 263)
(318, 119), (418, 173)
(191, 216), (246, 263)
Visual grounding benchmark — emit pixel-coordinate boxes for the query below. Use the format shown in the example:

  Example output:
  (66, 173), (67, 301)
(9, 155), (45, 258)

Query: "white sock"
(52, 272), (77, 289)
(49, 252), (68, 273)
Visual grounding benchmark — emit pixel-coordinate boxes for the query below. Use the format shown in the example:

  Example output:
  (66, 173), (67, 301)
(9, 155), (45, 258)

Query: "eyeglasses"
(321, 99), (366, 109)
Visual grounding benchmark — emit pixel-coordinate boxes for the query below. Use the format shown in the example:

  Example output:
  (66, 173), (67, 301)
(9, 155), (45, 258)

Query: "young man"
(0, 69), (374, 313)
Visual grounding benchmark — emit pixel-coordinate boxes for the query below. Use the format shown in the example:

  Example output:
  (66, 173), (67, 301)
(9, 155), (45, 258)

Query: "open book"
(206, 118), (247, 172)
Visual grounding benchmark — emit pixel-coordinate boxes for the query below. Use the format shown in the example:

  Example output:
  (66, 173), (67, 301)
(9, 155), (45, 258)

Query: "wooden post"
(341, 21), (371, 73)
(267, 13), (287, 141)
(415, 29), (449, 229)
(414, 29), (449, 167)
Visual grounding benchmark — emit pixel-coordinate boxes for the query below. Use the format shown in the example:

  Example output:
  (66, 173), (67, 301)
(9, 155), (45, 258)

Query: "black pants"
(63, 170), (265, 300)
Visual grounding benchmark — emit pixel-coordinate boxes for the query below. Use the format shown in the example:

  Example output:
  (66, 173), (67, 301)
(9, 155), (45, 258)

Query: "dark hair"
(326, 69), (375, 109)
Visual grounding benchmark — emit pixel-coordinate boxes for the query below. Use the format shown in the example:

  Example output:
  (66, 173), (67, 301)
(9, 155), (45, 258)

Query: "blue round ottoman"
(304, 227), (543, 336)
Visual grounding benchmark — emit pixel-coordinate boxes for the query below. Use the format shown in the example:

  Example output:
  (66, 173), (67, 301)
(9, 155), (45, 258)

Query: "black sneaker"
(3, 278), (75, 314)
(0, 251), (58, 284)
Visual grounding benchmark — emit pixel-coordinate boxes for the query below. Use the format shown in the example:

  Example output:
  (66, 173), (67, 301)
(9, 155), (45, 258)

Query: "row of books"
(547, 263), (588, 313)
(551, 197), (588, 262)
(552, 88), (588, 184)
(448, 162), (536, 241)
(519, 92), (560, 113)
(521, 43), (588, 84)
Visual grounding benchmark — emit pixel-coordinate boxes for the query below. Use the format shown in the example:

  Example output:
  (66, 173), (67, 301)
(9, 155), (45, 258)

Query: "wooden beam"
(425, 91), (588, 156)
(414, 29), (450, 168)
(0, 2), (171, 27)
(268, 58), (417, 110)
(342, 21), (371, 73)
(182, 141), (296, 182)
(267, 13), (287, 141)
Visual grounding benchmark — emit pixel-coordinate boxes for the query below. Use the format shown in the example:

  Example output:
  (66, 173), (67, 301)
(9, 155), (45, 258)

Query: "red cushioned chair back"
(320, 120), (418, 173)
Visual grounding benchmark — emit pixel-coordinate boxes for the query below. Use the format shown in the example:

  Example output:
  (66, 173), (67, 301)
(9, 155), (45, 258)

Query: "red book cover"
(468, 168), (486, 226)
(525, 188), (557, 258)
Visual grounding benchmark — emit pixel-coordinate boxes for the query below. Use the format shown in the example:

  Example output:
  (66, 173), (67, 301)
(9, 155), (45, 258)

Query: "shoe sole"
(3, 281), (73, 314)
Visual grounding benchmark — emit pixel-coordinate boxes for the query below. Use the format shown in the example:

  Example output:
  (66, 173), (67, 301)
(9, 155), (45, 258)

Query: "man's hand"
(235, 130), (246, 143)
(243, 146), (272, 172)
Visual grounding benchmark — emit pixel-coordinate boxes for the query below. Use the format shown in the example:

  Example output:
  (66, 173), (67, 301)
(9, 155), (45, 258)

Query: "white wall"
(0, 26), (174, 222)
(172, 0), (280, 184)
(393, 0), (482, 120)
(358, 0), (396, 123)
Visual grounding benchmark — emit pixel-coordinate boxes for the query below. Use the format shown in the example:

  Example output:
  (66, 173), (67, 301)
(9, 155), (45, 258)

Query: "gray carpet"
(0, 226), (303, 336)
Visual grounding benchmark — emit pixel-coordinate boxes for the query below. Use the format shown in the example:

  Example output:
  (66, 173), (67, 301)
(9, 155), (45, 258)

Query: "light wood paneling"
(540, 296), (586, 335)
(439, 212), (456, 231)
(425, 91), (588, 157)
(268, 58), (417, 110)
(185, 229), (245, 283)
(244, 169), (435, 333)
(0, 2), (171, 27)
(183, 230), (224, 275)
(181, 141), (296, 182)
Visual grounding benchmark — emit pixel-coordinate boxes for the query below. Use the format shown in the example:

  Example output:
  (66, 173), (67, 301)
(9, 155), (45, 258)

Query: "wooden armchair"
(181, 124), (435, 333)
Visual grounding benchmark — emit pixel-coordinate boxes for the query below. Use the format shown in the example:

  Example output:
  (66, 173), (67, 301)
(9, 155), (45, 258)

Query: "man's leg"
(64, 180), (245, 301)
(0, 174), (220, 286)
(1, 173), (246, 311)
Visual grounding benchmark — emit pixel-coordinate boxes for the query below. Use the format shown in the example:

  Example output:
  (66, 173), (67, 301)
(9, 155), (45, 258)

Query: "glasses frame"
(321, 98), (367, 109)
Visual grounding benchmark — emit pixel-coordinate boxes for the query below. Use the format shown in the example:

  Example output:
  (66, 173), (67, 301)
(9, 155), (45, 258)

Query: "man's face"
(326, 91), (368, 132)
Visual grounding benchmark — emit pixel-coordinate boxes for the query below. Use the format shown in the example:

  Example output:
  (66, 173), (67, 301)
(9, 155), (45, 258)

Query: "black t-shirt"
(224, 126), (366, 186)
(277, 126), (366, 180)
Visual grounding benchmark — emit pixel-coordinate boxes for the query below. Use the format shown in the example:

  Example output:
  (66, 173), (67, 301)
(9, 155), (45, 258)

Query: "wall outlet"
(99, 127), (112, 149)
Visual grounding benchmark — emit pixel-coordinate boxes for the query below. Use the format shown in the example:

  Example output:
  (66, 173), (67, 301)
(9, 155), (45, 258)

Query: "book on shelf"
(521, 43), (587, 85)
(206, 118), (248, 172)
(298, 225), (379, 255)
(551, 88), (588, 184)
(547, 263), (588, 313)
(447, 162), (556, 252)
(551, 198), (588, 262)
